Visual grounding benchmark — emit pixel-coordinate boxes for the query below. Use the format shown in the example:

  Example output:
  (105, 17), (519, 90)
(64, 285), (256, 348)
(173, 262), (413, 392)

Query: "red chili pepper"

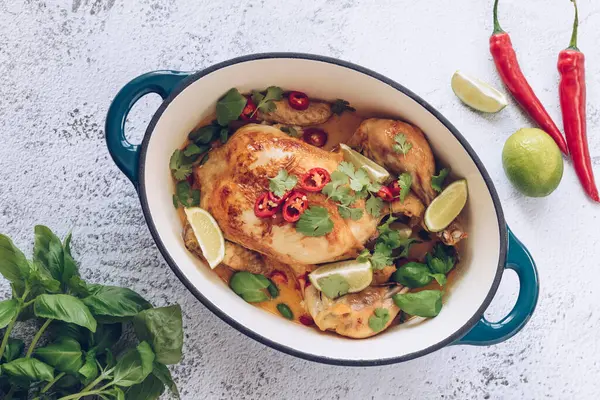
(288, 91), (310, 111)
(376, 186), (394, 202)
(302, 128), (328, 148)
(254, 192), (280, 218)
(268, 191), (290, 205)
(282, 191), (309, 223)
(558, 1), (599, 202)
(299, 315), (314, 326)
(299, 168), (331, 192)
(388, 181), (402, 198)
(490, 0), (568, 155)
(240, 96), (258, 121)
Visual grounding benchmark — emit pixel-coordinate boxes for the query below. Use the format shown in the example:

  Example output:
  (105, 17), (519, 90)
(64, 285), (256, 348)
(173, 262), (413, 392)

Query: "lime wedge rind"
(184, 207), (225, 269)
(424, 180), (468, 233)
(451, 71), (508, 113)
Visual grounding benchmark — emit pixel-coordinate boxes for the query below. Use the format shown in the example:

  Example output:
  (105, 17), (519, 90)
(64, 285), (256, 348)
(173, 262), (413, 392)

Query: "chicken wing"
(260, 100), (332, 126)
(348, 118), (437, 205)
(304, 285), (405, 338)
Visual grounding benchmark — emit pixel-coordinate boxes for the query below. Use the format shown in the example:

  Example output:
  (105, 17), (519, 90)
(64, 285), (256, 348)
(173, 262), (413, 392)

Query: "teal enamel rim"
(456, 227), (539, 345)
(105, 70), (191, 186)
(104, 53), (538, 365)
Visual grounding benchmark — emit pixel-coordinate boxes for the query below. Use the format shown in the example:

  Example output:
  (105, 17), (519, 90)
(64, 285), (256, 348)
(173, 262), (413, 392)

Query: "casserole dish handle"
(456, 227), (538, 346)
(106, 71), (190, 185)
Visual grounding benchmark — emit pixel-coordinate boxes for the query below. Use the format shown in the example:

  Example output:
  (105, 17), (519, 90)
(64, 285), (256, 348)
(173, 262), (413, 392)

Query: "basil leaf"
(33, 338), (83, 373)
(54, 373), (81, 389)
(216, 88), (246, 126)
(2, 338), (24, 362)
(393, 290), (443, 318)
(429, 273), (447, 286)
(368, 307), (390, 333)
(390, 262), (433, 288)
(0, 299), (19, 329)
(188, 124), (219, 144)
(152, 362), (180, 399)
(133, 305), (183, 365)
(34, 294), (97, 332)
(229, 272), (271, 303)
(78, 349), (98, 384)
(317, 274), (350, 299)
(33, 225), (71, 284)
(112, 341), (155, 387)
(125, 373), (165, 400)
(66, 275), (89, 297)
(28, 261), (61, 295)
(2, 357), (54, 382)
(82, 286), (151, 320)
(183, 143), (209, 158)
(109, 386), (126, 400)
(0, 234), (30, 283)
(92, 323), (122, 354)
(54, 322), (88, 345)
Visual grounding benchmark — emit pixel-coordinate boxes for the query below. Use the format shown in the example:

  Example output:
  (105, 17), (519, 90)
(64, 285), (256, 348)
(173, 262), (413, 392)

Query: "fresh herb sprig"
(431, 168), (450, 193)
(251, 86), (284, 117)
(357, 217), (419, 270)
(269, 170), (298, 198)
(0, 226), (183, 400)
(396, 173), (413, 202)
(296, 206), (334, 237)
(393, 134), (413, 156)
(330, 99), (356, 115)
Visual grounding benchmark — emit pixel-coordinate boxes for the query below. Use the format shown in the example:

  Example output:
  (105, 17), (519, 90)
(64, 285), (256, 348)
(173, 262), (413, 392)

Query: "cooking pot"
(105, 53), (538, 366)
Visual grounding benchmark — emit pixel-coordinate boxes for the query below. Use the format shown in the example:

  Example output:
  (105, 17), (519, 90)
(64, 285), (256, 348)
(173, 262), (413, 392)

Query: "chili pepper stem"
(493, 0), (504, 34)
(568, 0), (579, 50)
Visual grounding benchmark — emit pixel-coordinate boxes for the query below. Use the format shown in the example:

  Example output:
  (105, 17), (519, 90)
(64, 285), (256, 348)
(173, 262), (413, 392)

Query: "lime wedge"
(309, 259), (373, 299)
(451, 71), (508, 113)
(184, 207), (225, 269)
(424, 180), (468, 232)
(340, 143), (390, 184)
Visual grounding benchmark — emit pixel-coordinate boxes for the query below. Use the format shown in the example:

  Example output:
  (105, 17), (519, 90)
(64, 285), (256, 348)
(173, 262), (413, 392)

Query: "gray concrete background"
(2, 0), (600, 398)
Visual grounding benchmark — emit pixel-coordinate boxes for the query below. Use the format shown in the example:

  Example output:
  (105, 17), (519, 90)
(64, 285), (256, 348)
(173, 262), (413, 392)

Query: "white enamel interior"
(141, 58), (502, 362)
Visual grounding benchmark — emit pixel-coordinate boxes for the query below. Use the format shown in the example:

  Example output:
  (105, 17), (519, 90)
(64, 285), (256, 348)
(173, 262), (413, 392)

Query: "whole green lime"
(502, 128), (564, 197)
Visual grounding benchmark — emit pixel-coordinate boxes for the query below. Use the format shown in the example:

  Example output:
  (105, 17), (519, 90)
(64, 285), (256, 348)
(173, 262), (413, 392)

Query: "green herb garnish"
(296, 206), (334, 237)
(393, 134), (413, 156)
(0, 226), (183, 399)
(173, 181), (200, 209)
(425, 243), (456, 275)
(397, 172), (413, 202)
(317, 274), (349, 299)
(431, 168), (450, 192)
(365, 195), (384, 218)
(368, 308), (390, 333)
(216, 88), (247, 126)
(229, 272), (271, 303)
(269, 169), (298, 198)
(280, 126), (301, 138)
(393, 290), (443, 318)
(331, 99), (356, 115)
(251, 86), (284, 117)
(169, 150), (193, 181)
(358, 217), (420, 270)
(276, 303), (294, 320)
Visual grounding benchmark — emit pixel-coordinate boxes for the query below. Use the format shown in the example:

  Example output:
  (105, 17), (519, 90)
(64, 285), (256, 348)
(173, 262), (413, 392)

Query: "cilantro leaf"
(365, 195), (384, 218)
(252, 86), (284, 116)
(169, 150), (193, 181)
(370, 243), (394, 270)
(338, 206), (364, 221)
(368, 308), (390, 333)
(431, 168), (450, 192)
(396, 237), (419, 259)
(337, 161), (356, 178)
(330, 99), (356, 115)
(317, 274), (350, 299)
(349, 168), (370, 191)
(330, 171), (349, 186)
(357, 249), (371, 263)
(429, 273), (448, 286)
(397, 173), (413, 202)
(426, 243), (455, 274)
(393, 134), (413, 156)
(296, 206), (334, 237)
(174, 181), (200, 208)
(269, 170), (297, 197)
(183, 143), (209, 158)
(216, 88), (247, 126)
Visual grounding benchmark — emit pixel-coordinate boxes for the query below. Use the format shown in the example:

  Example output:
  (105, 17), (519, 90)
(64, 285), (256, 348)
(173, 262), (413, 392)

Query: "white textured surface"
(1, 0), (599, 399)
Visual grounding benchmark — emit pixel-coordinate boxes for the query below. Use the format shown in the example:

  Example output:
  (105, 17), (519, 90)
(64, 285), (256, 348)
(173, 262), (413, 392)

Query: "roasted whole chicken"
(174, 87), (468, 339)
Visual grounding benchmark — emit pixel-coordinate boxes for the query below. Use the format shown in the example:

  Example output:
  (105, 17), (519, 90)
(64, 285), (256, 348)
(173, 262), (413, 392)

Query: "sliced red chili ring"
(376, 186), (394, 202)
(240, 96), (258, 121)
(288, 91), (310, 111)
(254, 192), (280, 218)
(282, 191), (309, 223)
(299, 168), (331, 192)
(268, 191), (291, 205)
(388, 180), (402, 197)
(302, 128), (328, 148)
